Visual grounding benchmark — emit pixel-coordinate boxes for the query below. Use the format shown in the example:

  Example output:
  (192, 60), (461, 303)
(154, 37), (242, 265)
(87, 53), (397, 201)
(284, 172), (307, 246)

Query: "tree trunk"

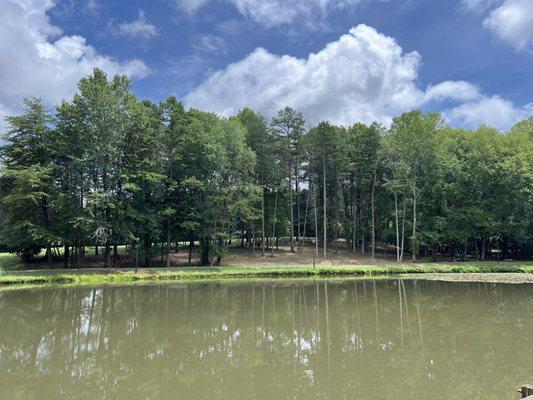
(166, 216), (172, 268)
(113, 245), (118, 268)
(143, 238), (151, 267)
(481, 236), (486, 261)
(322, 154), (327, 260)
(64, 244), (69, 269)
(188, 239), (193, 266)
(342, 183), (350, 246)
(394, 193), (400, 263)
(352, 187), (357, 254)
(312, 183), (319, 258)
(271, 190), (278, 257)
(261, 185), (265, 257)
(104, 243), (110, 268)
(289, 175), (295, 253)
(295, 166), (301, 252)
(199, 236), (209, 265)
(450, 241), (455, 261)
(400, 200), (406, 262)
(78, 243), (83, 269)
(251, 223), (255, 252)
(333, 200), (338, 254)
(46, 244), (52, 266)
(301, 188), (310, 253)
(361, 229), (365, 255)
(411, 179), (417, 262)
(371, 170), (377, 261)
(210, 224), (216, 266)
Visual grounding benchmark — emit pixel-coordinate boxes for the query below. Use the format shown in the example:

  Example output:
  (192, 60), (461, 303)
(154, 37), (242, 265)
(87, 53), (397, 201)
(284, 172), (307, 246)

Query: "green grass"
(0, 246), (133, 272)
(0, 252), (29, 271)
(1, 262), (533, 289)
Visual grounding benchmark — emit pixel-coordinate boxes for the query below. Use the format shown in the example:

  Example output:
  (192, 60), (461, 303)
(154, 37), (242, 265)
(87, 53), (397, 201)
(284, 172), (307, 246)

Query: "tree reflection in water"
(1, 279), (533, 400)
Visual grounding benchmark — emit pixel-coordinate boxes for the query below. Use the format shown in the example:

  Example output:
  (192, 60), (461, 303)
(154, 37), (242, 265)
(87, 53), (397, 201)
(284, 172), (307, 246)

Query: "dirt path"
(414, 273), (533, 284)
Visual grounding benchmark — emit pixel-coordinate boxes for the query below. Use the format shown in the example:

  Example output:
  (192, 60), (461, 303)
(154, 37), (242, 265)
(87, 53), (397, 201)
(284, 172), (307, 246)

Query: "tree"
(2, 68), (532, 267)
(388, 111), (442, 261)
(271, 107), (305, 253)
(54, 69), (136, 267)
(306, 122), (343, 259)
(235, 109), (276, 256)
(160, 97), (186, 267)
(0, 98), (58, 263)
(344, 123), (382, 259)
(179, 110), (259, 265)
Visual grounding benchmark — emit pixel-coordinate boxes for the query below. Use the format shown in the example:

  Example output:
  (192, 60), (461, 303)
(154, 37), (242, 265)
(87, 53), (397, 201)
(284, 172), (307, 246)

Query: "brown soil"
(414, 273), (533, 284)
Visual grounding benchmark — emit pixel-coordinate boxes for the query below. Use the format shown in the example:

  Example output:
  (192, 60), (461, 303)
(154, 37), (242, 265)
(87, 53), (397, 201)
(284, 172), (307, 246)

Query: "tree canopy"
(1, 69), (531, 266)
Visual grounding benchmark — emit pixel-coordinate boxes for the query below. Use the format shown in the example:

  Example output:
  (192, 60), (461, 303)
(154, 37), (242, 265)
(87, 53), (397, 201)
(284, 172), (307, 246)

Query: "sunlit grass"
(0, 252), (28, 272)
(1, 262), (532, 289)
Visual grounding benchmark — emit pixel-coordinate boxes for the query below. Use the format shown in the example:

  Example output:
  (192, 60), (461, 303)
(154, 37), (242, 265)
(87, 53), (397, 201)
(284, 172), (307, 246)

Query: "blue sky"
(1, 0), (532, 130)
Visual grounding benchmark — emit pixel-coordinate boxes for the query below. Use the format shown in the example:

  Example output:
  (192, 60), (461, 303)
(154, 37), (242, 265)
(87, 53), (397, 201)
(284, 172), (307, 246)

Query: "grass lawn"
(2, 246), (532, 289)
(1, 261), (533, 289)
(0, 246), (132, 272)
(0, 252), (29, 271)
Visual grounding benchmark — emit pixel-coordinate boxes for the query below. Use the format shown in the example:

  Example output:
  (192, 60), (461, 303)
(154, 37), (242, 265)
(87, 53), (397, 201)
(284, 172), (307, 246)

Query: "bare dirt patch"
(414, 273), (533, 284)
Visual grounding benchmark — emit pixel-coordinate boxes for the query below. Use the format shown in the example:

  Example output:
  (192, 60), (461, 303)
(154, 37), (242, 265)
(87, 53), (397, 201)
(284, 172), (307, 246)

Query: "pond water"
(1, 279), (532, 400)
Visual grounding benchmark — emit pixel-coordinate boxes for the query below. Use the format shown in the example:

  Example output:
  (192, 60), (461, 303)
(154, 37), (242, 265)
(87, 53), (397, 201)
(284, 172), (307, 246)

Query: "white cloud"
(444, 96), (533, 130)
(423, 81), (481, 103)
(461, 0), (500, 12)
(171, 0), (370, 27)
(85, 0), (100, 12)
(170, 0), (211, 15)
(191, 34), (228, 54)
(184, 24), (531, 130)
(116, 10), (158, 40)
(0, 0), (149, 128)
(186, 25), (422, 125)
(483, 0), (533, 51)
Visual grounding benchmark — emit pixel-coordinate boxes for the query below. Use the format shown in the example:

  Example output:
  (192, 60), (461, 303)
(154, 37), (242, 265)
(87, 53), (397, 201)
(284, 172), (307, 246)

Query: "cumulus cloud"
(186, 25), (422, 125)
(0, 0), (149, 128)
(483, 0), (533, 51)
(444, 96), (533, 129)
(171, 0), (368, 27)
(423, 81), (481, 103)
(185, 24), (531, 130)
(116, 10), (158, 40)
(463, 0), (533, 51)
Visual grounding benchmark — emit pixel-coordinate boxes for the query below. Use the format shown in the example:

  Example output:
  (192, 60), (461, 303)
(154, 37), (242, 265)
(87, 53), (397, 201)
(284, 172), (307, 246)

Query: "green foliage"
(0, 69), (531, 267)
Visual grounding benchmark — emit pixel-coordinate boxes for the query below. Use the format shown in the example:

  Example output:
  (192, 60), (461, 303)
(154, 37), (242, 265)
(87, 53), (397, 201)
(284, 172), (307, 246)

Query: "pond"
(1, 279), (532, 399)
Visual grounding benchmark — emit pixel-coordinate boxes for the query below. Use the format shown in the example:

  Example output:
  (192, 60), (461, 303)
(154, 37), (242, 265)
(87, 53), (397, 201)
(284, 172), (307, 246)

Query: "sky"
(1, 0), (532, 131)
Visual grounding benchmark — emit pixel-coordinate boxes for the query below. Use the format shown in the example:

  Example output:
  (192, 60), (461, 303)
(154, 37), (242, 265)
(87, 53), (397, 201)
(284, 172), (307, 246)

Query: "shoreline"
(1, 262), (533, 289)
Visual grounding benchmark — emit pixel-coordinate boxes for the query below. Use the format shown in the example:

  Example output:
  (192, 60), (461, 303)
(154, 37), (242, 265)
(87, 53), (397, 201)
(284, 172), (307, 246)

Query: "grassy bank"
(1, 262), (533, 288)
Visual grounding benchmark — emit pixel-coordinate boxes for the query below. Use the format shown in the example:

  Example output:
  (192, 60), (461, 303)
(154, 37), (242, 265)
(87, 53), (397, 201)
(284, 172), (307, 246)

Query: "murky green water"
(1, 279), (532, 399)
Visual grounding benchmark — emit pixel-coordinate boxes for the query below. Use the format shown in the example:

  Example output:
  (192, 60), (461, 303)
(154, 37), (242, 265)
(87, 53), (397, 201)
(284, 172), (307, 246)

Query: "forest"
(0, 68), (531, 268)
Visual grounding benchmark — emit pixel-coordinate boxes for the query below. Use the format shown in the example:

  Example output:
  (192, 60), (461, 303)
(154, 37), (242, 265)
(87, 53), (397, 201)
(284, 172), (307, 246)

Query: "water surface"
(1, 279), (532, 399)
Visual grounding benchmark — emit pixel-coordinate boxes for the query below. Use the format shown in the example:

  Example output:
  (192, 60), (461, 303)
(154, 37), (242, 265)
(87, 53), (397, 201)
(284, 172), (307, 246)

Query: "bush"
(16, 246), (42, 262)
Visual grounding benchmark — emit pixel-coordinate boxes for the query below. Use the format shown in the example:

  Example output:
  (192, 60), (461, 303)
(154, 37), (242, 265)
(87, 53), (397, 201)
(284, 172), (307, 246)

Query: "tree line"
(1, 69), (531, 267)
